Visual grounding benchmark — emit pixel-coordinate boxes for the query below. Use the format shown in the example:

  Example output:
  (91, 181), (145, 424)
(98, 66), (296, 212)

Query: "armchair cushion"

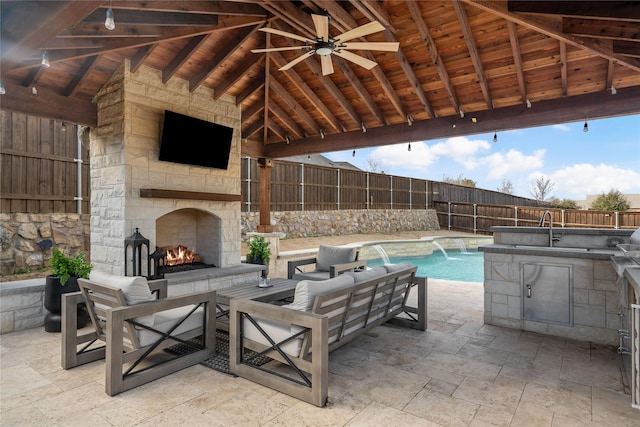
(343, 266), (387, 283)
(383, 262), (415, 273)
(315, 245), (357, 272)
(89, 271), (154, 305)
(137, 305), (205, 347)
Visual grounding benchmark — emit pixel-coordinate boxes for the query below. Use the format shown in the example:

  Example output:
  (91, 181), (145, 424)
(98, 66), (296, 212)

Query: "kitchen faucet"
(538, 210), (560, 247)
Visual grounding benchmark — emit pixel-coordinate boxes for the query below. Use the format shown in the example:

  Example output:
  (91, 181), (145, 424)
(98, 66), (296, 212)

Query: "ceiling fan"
(251, 13), (399, 76)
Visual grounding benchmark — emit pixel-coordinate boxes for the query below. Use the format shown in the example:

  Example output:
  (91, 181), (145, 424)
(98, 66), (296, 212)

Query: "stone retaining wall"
(2, 209), (440, 275)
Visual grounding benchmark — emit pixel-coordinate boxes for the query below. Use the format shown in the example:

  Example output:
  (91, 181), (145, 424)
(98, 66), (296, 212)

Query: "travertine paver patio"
(1, 279), (637, 426)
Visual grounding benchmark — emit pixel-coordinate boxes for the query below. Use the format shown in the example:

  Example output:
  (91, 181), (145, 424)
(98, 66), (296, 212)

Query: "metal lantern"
(124, 228), (150, 277)
(149, 246), (166, 280)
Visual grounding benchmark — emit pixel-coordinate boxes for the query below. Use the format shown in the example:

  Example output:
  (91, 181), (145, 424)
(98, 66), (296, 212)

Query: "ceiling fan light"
(315, 41), (334, 56)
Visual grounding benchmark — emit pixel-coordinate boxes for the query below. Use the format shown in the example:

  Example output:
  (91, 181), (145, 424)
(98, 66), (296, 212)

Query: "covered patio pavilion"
(1, 1), (640, 424)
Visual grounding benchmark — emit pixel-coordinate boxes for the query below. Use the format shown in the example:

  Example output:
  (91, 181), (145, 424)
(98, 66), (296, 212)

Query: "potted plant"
(44, 248), (92, 332)
(246, 235), (271, 278)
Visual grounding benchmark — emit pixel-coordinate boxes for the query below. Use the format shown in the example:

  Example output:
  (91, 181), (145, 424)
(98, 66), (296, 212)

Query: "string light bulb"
(583, 119), (588, 132)
(0, 81), (5, 95)
(408, 143), (411, 152)
(361, 122), (367, 133)
(493, 131), (497, 143)
(105, 1), (116, 31)
(31, 86), (38, 95)
(352, 150), (356, 157)
(41, 51), (50, 68)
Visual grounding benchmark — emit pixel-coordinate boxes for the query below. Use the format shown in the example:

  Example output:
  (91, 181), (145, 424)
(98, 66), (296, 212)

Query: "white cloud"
(479, 149), (546, 179)
(552, 124), (571, 132)
(549, 163), (640, 199)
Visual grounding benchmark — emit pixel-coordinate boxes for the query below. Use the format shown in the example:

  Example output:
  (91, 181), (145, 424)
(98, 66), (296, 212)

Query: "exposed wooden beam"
(506, 21), (527, 104)
(189, 24), (260, 92)
(264, 86), (640, 158)
(348, 0), (396, 32)
(236, 77), (264, 106)
(62, 56), (98, 97)
(214, 55), (264, 100)
(1, 1), (104, 72)
(453, 1), (494, 110)
(271, 52), (344, 133)
(130, 45), (157, 72)
(560, 42), (569, 96)
(162, 34), (209, 83)
(465, 0), (640, 72)
(0, 81), (97, 127)
(242, 117), (264, 140)
(562, 17), (640, 42)
(407, 0), (461, 114)
(242, 102), (264, 124)
(268, 76), (320, 135)
(82, 9), (219, 27)
(614, 40), (640, 58)
(269, 100), (306, 139)
(507, 1), (640, 22)
(110, 1), (267, 17)
(332, 56), (387, 126)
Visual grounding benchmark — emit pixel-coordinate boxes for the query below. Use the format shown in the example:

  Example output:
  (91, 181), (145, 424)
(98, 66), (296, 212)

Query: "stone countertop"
(479, 244), (622, 260)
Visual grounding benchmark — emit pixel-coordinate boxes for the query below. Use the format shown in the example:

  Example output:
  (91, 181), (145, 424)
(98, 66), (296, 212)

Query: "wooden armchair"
(287, 244), (364, 281)
(62, 272), (216, 396)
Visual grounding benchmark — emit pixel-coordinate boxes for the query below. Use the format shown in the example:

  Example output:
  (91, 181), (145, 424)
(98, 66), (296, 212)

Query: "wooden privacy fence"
(435, 201), (640, 234)
(1, 112), (90, 214)
(241, 157), (537, 212)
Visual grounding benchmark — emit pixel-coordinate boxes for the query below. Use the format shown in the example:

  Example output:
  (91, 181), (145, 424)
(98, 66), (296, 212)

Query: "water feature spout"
(431, 241), (450, 260)
(455, 238), (468, 254)
(371, 245), (391, 264)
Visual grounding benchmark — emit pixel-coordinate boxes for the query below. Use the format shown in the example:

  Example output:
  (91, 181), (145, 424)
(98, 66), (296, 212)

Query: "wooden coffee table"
(215, 278), (298, 329)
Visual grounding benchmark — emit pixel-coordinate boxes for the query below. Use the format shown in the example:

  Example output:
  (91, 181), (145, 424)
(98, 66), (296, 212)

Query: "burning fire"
(163, 245), (196, 266)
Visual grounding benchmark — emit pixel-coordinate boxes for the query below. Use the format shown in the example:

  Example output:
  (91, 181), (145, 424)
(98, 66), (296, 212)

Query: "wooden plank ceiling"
(1, 1), (639, 160)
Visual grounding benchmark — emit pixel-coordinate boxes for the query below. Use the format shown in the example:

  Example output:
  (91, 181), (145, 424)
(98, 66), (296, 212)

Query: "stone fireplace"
(88, 61), (244, 282)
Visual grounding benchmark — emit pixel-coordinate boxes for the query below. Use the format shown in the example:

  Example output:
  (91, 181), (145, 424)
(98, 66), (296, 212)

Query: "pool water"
(367, 249), (484, 282)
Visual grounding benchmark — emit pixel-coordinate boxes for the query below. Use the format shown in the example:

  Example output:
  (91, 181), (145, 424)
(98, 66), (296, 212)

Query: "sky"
(324, 114), (640, 201)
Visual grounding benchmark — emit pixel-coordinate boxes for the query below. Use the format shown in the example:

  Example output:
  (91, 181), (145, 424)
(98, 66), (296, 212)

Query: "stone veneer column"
(90, 61), (242, 274)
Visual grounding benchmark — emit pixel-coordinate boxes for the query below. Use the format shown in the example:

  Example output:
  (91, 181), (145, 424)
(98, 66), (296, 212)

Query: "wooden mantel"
(139, 189), (242, 202)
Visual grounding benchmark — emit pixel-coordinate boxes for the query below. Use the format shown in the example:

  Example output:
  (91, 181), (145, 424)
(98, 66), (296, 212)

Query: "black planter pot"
(44, 276), (89, 332)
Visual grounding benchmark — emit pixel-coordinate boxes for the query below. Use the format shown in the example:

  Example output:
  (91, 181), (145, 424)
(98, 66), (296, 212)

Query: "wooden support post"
(257, 157), (274, 233)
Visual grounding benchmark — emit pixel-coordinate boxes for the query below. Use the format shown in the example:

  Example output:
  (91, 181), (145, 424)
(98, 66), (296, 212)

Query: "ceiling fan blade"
(336, 21), (385, 43)
(251, 46), (309, 53)
(340, 42), (399, 52)
(259, 27), (313, 44)
(333, 50), (378, 70)
(320, 55), (334, 76)
(279, 51), (314, 71)
(312, 14), (329, 41)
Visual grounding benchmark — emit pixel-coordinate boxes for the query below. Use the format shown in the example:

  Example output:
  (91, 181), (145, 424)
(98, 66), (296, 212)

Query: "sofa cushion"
(89, 271), (154, 305)
(137, 305), (204, 347)
(289, 274), (356, 311)
(242, 316), (303, 358)
(383, 262), (415, 274)
(315, 245), (357, 272)
(343, 266), (387, 283)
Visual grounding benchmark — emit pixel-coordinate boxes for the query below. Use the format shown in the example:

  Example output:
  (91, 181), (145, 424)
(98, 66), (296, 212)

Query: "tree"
(444, 174), (476, 187)
(549, 197), (580, 210)
(496, 179), (514, 195)
(590, 189), (630, 211)
(366, 156), (390, 174)
(530, 176), (555, 202)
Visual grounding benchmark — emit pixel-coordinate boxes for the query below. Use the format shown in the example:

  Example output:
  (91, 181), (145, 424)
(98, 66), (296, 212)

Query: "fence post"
(337, 169), (341, 210)
(366, 173), (370, 210)
(448, 202), (452, 230)
(514, 206), (518, 226)
(615, 211), (619, 229)
(74, 126), (83, 214)
(245, 157), (252, 212)
(390, 176), (393, 209)
(473, 203), (477, 234)
(300, 163), (305, 212)
(409, 178), (412, 210)
(561, 210), (566, 228)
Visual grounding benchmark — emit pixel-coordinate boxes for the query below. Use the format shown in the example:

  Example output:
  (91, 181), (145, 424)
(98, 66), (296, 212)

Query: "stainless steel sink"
(617, 244), (640, 266)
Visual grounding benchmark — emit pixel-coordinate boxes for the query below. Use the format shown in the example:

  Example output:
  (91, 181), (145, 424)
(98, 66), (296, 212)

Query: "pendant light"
(105, 1), (116, 31)
(583, 119), (588, 132)
(41, 51), (50, 68)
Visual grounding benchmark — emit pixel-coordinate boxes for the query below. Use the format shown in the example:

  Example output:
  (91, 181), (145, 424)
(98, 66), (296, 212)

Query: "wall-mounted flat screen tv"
(159, 110), (234, 170)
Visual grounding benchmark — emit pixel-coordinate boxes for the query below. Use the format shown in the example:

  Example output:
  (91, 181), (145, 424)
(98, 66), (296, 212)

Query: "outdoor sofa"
(230, 261), (426, 407)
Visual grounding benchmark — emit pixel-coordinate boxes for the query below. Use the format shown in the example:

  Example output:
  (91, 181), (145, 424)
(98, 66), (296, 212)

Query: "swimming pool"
(358, 236), (491, 283)
(367, 249), (485, 282)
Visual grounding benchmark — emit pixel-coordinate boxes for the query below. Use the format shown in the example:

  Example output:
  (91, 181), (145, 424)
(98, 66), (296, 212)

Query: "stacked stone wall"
(0, 213), (90, 275)
(242, 209), (440, 239)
